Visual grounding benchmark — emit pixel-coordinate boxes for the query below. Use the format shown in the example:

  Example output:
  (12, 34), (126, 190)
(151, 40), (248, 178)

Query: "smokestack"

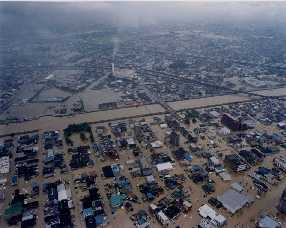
(111, 63), (115, 76)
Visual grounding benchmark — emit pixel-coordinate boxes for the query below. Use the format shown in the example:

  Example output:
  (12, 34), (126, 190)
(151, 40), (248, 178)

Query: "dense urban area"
(0, 2), (286, 228)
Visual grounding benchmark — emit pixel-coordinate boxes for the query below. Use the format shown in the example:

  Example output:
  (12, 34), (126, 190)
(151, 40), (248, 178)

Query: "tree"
(80, 132), (86, 141)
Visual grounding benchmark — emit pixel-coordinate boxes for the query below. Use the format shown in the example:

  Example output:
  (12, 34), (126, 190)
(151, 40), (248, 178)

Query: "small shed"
(219, 172), (232, 181)
(146, 175), (155, 183)
(151, 141), (163, 148)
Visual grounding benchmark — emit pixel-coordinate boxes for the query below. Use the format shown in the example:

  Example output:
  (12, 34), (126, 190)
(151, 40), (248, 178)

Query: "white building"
(0, 156), (9, 174)
(198, 204), (227, 227)
(156, 162), (173, 173)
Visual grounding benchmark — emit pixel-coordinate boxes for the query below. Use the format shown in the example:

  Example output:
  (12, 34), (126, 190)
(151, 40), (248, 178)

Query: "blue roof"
(257, 167), (271, 175)
(95, 215), (105, 225)
(259, 216), (280, 228)
(111, 164), (120, 174)
(184, 154), (193, 161)
(110, 194), (124, 208)
(146, 192), (155, 200)
(83, 208), (93, 218)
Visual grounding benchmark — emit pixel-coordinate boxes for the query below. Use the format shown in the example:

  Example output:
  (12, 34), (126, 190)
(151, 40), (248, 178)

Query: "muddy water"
(1, 87), (286, 136)
(0, 104), (165, 136)
(75, 88), (124, 112)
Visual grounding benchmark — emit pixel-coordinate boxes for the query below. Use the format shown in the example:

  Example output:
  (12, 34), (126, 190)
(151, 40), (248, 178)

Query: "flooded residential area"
(1, 2), (286, 228)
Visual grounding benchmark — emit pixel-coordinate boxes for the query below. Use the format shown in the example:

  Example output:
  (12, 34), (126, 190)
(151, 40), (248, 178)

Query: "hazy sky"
(59, 2), (286, 23)
(1, 2), (286, 39)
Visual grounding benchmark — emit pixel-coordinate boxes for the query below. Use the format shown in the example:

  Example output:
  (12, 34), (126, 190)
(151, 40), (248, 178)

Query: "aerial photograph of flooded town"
(0, 1), (286, 228)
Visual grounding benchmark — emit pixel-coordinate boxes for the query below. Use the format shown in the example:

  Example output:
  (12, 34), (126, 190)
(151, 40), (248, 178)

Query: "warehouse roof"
(217, 189), (254, 214)
(231, 182), (244, 193)
(258, 215), (281, 228)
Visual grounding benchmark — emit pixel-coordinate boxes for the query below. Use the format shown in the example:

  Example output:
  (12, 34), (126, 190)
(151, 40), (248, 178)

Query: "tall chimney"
(111, 63), (115, 76)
